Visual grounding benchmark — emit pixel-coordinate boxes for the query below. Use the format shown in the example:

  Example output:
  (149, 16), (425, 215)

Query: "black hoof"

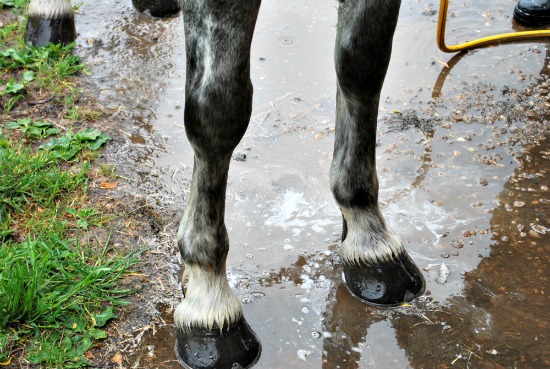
(175, 317), (261, 369)
(514, 0), (550, 27)
(343, 251), (425, 307)
(132, 0), (181, 17)
(25, 15), (76, 47)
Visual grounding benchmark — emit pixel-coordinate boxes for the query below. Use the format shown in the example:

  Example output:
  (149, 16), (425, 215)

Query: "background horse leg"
(331, 0), (425, 306)
(174, 1), (262, 368)
(25, 0), (76, 47)
(132, 0), (180, 18)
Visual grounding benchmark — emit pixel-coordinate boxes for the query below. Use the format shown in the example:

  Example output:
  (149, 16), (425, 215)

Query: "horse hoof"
(343, 251), (425, 307)
(25, 15), (76, 47)
(175, 317), (261, 369)
(132, 0), (181, 17)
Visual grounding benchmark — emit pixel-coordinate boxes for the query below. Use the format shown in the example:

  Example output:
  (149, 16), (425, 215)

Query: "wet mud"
(72, 0), (549, 367)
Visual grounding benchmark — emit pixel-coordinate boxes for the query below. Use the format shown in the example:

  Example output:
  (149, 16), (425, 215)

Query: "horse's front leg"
(331, 0), (425, 306)
(174, 1), (262, 368)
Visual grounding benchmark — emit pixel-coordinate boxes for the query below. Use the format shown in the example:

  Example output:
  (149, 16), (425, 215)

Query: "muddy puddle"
(73, 0), (549, 367)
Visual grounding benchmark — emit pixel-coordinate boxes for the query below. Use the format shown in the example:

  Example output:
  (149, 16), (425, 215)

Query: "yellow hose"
(437, 0), (550, 52)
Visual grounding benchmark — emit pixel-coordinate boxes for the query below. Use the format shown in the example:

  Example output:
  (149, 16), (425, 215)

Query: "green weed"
(5, 118), (60, 140)
(1, 72), (35, 111)
(0, 0), (29, 9)
(39, 128), (110, 160)
(66, 207), (108, 230)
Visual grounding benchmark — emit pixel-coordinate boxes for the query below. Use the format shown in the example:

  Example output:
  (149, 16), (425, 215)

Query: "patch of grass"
(98, 163), (117, 178)
(0, 42), (87, 79)
(0, 4), (140, 367)
(0, 143), (85, 215)
(66, 104), (105, 121)
(0, 0), (28, 9)
(1, 237), (138, 367)
(0, 131), (137, 367)
(66, 207), (111, 230)
(0, 21), (18, 40)
(0, 27), (89, 111)
(0, 43), (88, 111)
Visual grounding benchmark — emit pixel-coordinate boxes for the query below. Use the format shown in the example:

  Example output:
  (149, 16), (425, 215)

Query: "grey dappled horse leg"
(132, 0), (180, 17)
(174, 1), (261, 368)
(25, 0), (76, 47)
(331, 0), (424, 306)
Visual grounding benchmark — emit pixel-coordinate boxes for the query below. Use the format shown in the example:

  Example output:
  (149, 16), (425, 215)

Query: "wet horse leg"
(331, 0), (425, 306)
(174, 1), (262, 368)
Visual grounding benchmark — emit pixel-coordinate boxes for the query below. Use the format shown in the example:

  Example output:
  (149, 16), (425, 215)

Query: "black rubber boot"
(175, 317), (261, 369)
(514, 0), (550, 26)
(341, 216), (425, 307)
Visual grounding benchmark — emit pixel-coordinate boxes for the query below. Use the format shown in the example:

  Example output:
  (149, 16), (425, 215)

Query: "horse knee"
(184, 77), (253, 158)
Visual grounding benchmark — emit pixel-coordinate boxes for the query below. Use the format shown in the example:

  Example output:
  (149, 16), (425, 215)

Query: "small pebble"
(451, 241), (464, 249)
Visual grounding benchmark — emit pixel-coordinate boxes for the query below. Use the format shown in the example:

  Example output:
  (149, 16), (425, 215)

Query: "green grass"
(1, 42), (88, 112)
(0, 126), (139, 368)
(0, 0), (29, 8)
(1, 238), (138, 368)
(0, 3), (142, 367)
(0, 135), (88, 216)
